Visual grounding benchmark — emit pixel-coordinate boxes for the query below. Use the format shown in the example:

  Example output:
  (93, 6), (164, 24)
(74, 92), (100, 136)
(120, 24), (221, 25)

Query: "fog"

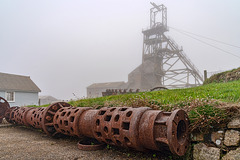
(0, 0), (240, 100)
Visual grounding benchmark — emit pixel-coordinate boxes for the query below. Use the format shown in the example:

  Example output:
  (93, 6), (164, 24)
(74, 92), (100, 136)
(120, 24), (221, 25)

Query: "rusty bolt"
(45, 116), (52, 121)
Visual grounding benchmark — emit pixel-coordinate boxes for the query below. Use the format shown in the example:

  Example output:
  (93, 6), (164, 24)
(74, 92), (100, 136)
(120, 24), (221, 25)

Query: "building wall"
(87, 86), (126, 98)
(127, 65), (142, 89)
(0, 91), (39, 107)
(127, 59), (163, 91)
(140, 59), (159, 90)
(0, 92), (5, 98)
(87, 88), (110, 98)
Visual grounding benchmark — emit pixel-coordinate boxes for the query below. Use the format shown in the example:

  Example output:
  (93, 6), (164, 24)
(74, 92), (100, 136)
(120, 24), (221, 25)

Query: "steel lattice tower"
(137, 2), (203, 90)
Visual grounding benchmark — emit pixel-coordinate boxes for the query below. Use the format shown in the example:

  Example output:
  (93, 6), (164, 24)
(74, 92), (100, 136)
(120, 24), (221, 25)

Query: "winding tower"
(127, 2), (203, 90)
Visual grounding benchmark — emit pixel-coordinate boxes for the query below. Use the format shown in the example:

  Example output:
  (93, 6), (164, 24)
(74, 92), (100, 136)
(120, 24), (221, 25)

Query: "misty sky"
(1, 0), (240, 100)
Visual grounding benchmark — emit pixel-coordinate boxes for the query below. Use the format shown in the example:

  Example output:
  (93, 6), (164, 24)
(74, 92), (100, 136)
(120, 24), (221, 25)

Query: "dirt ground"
(0, 123), (170, 160)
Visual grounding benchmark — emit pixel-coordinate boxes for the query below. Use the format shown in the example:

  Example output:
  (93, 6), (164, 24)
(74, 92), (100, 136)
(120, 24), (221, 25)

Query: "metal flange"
(42, 102), (72, 136)
(77, 138), (105, 151)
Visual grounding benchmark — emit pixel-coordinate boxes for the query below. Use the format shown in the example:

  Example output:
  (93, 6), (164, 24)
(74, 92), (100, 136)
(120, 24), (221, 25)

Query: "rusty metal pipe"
(89, 107), (189, 156)
(0, 97), (189, 156)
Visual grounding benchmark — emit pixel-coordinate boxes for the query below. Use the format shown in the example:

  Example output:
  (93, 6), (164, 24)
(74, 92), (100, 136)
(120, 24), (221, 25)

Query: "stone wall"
(192, 117), (240, 160)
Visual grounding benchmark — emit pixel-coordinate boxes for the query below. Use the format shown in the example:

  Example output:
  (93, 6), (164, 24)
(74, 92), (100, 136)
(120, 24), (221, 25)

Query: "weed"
(152, 153), (156, 158)
(106, 144), (111, 149)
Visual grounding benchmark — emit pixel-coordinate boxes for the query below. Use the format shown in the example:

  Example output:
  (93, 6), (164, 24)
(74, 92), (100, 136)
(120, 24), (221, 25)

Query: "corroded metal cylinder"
(91, 107), (150, 151)
(1, 97), (190, 156)
(138, 109), (189, 156)
(0, 97), (10, 123)
(25, 107), (45, 129)
(78, 109), (99, 138)
(53, 106), (91, 137)
(10, 107), (33, 126)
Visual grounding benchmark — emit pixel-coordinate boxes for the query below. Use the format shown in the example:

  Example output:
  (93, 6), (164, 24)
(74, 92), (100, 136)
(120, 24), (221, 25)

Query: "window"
(6, 92), (15, 102)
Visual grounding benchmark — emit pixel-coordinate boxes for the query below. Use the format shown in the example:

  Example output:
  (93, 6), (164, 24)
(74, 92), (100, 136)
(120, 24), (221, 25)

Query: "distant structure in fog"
(39, 95), (59, 106)
(87, 2), (203, 98)
(87, 82), (125, 98)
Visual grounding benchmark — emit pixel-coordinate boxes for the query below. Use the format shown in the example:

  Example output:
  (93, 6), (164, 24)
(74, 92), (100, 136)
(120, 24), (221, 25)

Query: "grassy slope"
(70, 80), (240, 108)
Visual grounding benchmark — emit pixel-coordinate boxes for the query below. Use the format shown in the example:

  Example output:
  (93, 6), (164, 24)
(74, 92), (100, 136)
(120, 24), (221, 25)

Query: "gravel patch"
(0, 126), (126, 160)
(0, 125), (168, 160)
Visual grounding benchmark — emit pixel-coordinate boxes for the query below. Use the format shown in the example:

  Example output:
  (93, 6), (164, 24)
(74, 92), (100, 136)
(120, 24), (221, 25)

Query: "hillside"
(72, 80), (240, 107)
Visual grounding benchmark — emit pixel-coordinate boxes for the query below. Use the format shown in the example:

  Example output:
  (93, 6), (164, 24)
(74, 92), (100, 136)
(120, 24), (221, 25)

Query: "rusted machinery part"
(90, 107), (189, 156)
(150, 86), (168, 91)
(78, 109), (99, 138)
(42, 102), (72, 136)
(10, 107), (34, 126)
(139, 109), (189, 156)
(4, 106), (18, 123)
(25, 107), (46, 129)
(167, 109), (189, 156)
(53, 107), (91, 137)
(77, 138), (105, 151)
(0, 97), (10, 123)
(92, 107), (150, 151)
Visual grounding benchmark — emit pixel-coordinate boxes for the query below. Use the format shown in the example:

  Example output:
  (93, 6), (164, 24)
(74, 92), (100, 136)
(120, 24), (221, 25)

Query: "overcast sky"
(0, 0), (239, 100)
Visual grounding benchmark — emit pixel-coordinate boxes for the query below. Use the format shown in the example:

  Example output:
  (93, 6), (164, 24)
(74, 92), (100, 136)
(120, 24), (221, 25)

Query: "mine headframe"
(141, 2), (203, 89)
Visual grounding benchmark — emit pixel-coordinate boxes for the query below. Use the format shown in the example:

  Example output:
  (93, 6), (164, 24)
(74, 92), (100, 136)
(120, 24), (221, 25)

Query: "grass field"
(69, 80), (240, 108)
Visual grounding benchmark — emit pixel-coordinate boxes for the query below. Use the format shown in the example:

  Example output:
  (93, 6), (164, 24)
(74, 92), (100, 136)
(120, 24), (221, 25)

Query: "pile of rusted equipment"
(0, 97), (190, 156)
(102, 89), (140, 96)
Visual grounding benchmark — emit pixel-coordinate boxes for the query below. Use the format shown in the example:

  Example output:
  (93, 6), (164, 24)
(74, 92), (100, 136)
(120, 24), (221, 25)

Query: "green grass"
(27, 104), (49, 108)
(70, 80), (240, 108)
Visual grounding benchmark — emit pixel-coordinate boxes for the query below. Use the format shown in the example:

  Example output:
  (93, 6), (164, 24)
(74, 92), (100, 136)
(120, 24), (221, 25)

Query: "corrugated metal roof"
(0, 72), (41, 92)
(87, 81), (126, 89)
